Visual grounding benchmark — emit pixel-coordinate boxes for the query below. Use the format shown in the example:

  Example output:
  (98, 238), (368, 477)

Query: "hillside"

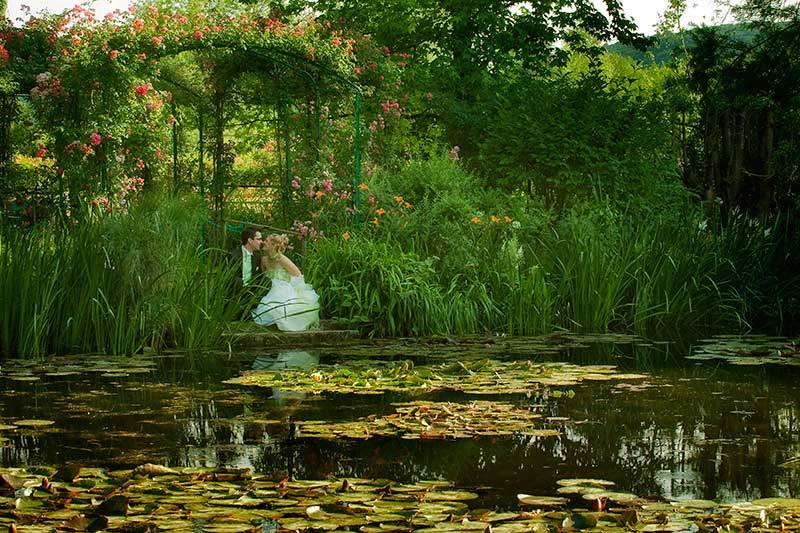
(607, 23), (758, 65)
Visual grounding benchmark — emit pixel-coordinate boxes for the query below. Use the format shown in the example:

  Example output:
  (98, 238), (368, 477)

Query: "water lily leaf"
(59, 514), (109, 532)
(288, 480), (332, 490)
(15, 496), (45, 511)
(227, 359), (651, 396)
(260, 498), (299, 507)
(13, 419), (55, 427)
(422, 491), (479, 502)
(751, 497), (800, 509)
(413, 522), (487, 533)
(641, 526), (686, 532)
(556, 479), (615, 488)
(516, 495), (568, 507)
(45, 509), (80, 520)
(360, 525), (412, 533)
(415, 502), (469, 514)
(232, 494), (264, 507)
(555, 486), (605, 496)
(1, 474), (27, 491)
(365, 513), (407, 523)
(202, 524), (261, 533)
(95, 495), (128, 516)
(337, 491), (380, 503)
(582, 492), (639, 505)
(669, 499), (717, 510)
(132, 464), (179, 477)
(277, 518), (315, 530)
(491, 522), (549, 533)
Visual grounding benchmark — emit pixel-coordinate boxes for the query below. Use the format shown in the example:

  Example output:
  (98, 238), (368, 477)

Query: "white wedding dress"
(252, 266), (320, 331)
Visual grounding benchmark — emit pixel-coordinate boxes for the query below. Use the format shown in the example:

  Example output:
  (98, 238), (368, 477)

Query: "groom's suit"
(229, 245), (263, 293)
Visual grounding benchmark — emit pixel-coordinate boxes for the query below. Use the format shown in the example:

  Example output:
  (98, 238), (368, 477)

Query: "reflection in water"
(253, 351), (320, 371)
(0, 342), (798, 508)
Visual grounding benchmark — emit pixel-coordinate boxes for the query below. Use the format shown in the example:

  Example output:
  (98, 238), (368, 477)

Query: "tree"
(308, 0), (649, 157)
(683, 0), (800, 218)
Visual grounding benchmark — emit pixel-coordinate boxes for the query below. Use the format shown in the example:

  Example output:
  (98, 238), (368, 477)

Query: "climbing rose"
(89, 132), (102, 146)
(134, 83), (151, 96)
(109, 50), (119, 59)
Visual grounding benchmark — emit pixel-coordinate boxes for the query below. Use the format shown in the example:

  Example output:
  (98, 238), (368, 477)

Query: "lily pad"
(517, 495), (568, 507)
(13, 419), (55, 427)
(556, 479), (615, 488)
(670, 499), (718, 510)
(297, 401), (566, 440)
(226, 358), (648, 396)
(751, 497), (800, 509)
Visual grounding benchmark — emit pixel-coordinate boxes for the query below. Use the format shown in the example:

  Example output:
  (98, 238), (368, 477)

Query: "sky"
(7, 0), (729, 34)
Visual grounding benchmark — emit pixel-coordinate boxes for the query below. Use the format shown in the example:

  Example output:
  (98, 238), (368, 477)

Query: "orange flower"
(359, 182), (369, 191)
(503, 216), (512, 223)
(372, 217), (379, 226)
(315, 190), (325, 199)
(393, 195), (404, 203)
(471, 216), (482, 225)
(342, 231), (351, 241)
(490, 215), (500, 224)
(376, 208), (386, 216)
(404, 202), (413, 209)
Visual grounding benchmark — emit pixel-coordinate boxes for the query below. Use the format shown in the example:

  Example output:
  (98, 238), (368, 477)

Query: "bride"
(252, 234), (320, 331)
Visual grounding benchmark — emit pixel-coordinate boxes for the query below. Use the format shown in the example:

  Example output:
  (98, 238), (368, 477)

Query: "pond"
(1, 334), (799, 531)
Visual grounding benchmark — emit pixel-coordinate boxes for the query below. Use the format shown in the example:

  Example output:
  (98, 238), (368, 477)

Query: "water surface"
(1, 336), (798, 508)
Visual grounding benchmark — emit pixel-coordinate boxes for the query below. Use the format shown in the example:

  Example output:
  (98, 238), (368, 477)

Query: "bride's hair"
(266, 234), (288, 252)
(262, 234), (289, 261)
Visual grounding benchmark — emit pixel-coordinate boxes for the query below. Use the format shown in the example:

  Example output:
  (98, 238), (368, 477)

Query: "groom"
(230, 226), (263, 293)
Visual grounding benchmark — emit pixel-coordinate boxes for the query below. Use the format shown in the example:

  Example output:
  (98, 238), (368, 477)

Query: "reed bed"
(2, 194), (794, 356)
(0, 198), (240, 357)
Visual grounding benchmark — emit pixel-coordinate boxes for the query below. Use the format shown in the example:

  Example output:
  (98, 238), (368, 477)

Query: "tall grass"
(304, 207), (792, 338)
(0, 196), (241, 358)
(306, 237), (467, 336)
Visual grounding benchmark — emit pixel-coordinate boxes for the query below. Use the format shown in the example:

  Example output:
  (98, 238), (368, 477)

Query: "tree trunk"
(759, 107), (775, 217)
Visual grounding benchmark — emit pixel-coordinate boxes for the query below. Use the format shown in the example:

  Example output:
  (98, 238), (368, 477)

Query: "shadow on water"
(0, 335), (798, 509)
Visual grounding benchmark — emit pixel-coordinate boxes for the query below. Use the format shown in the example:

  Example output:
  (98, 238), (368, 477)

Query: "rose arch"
(1, 4), (389, 231)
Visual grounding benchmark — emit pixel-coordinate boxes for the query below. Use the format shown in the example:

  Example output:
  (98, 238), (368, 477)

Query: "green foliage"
(477, 70), (684, 213)
(305, 236), (474, 336)
(297, 155), (797, 337)
(0, 195), (241, 357)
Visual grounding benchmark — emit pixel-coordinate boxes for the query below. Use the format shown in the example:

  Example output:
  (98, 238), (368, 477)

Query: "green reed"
(305, 237), (456, 336)
(304, 207), (787, 338)
(0, 197), (240, 358)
